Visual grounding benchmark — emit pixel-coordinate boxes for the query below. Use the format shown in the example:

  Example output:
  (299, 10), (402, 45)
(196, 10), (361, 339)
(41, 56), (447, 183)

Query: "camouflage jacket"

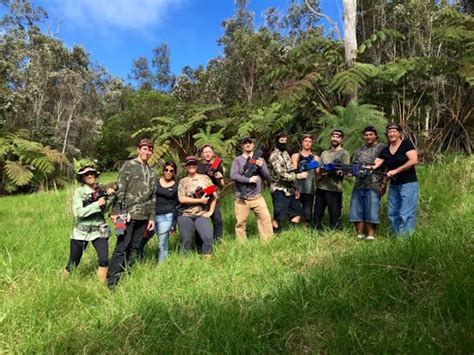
(111, 158), (157, 220)
(269, 148), (298, 196)
(353, 142), (387, 189)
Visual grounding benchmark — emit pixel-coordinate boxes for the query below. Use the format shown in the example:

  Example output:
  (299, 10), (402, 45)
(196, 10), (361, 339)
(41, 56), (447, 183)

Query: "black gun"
(82, 183), (117, 210)
(242, 149), (264, 178)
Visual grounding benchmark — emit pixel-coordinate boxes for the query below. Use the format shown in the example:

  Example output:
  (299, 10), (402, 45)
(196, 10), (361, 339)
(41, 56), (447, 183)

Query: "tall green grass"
(1, 156), (473, 353)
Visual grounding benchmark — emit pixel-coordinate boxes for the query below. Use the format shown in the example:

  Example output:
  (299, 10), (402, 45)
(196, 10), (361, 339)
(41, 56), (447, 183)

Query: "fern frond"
(5, 160), (34, 186)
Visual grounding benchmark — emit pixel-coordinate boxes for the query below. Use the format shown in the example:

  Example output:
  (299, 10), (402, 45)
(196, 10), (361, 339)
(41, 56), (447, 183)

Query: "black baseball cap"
(240, 136), (255, 144)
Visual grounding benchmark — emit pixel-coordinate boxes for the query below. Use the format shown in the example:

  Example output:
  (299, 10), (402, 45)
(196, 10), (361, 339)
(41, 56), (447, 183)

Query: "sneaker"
(356, 235), (365, 241)
(366, 236), (375, 241)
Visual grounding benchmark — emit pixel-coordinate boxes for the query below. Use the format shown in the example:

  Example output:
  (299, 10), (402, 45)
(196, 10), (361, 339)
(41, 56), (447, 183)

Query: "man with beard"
(291, 134), (319, 224)
(349, 126), (387, 241)
(196, 144), (225, 245)
(268, 131), (308, 233)
(313, 130), (350, 230)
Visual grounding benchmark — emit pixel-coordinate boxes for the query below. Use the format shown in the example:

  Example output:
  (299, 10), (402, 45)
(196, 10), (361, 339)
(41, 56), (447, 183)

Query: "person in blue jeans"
(349, 126), (387, 241)
(373, 123), (419, 237)
(139, 161), (178, 262)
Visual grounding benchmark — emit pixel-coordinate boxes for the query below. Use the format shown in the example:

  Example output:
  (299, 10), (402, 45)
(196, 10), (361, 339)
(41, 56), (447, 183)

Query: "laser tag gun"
(295, 159), (320, 173)
(207, 157), (223, 178)
(320, 160), (360, 177)
(356, 165), (387, 178)
(114, 203), (128, 237)
(82, 182), (118, 210)
(192, 185), (218, 199)
(242, 149), (264, 178)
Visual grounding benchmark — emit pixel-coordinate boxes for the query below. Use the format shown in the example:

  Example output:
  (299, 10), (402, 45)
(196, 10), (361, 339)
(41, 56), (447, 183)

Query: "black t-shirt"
(378, 139), (417, 185)
(155, 180), (178, 215)
(197, 162), (224, 186)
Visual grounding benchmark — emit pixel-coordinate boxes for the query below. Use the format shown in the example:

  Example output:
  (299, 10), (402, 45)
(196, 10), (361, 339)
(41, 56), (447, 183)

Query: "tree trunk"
(343, 0), (358, 100)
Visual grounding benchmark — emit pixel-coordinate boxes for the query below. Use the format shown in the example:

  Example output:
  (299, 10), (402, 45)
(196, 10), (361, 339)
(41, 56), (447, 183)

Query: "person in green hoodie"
(107, 138), (157, 288)
(62, 166), (115, 284)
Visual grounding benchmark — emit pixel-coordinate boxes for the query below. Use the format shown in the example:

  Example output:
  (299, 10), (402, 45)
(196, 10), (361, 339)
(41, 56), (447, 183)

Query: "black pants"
(178, 215), (213, 255)
(195, 204), (223, 251)
(299, 193), (315, 223)
(65, 238), (108, 272)
(313, 188), (343, 230)
(271, 190), (303, 222)
(107, 219), (147, 287)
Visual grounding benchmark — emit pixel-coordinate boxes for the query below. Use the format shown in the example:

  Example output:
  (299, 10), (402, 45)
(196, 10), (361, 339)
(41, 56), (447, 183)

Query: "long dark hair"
(162, 161), (177, 180)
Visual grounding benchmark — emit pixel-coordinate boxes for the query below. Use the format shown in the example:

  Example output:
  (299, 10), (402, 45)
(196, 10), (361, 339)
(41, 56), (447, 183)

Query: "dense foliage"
(0, 0), (472, 193)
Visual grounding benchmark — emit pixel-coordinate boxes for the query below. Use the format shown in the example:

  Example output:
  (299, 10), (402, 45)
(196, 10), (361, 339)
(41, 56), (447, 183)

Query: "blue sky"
(27, 0), (342, 81)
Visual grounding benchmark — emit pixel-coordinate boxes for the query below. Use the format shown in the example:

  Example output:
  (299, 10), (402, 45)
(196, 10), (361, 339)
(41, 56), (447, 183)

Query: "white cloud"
(54, 0), (184, 31)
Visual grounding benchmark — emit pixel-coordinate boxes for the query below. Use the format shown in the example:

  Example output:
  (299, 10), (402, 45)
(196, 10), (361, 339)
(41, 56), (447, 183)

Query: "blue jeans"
(387, 182), (418, 237)
(155, 213), (174, 262)
(349, 188), (381, 224)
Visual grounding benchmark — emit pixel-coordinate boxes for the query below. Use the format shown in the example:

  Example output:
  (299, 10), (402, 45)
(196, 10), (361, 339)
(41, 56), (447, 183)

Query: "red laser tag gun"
(207, 157), (223, 178)
(192, 185), (218, 199)
(114, 203), (129, 237)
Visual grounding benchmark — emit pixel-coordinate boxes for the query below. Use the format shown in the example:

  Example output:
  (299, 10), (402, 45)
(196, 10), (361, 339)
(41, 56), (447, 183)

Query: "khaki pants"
(234, 195), (274, 242)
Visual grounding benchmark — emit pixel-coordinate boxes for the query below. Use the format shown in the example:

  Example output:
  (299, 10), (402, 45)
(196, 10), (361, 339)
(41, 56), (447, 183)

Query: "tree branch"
(304, 0), (341, 41)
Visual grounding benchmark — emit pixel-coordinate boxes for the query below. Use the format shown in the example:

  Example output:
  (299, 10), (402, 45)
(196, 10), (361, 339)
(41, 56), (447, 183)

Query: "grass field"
(1, 156), (473, 353)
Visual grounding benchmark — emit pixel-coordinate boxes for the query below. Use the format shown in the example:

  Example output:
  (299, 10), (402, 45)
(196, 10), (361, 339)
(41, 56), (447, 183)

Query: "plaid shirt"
(269, 148), (298, 196)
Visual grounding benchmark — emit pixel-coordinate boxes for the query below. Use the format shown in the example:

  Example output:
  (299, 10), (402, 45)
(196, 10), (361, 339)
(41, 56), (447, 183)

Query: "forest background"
(0, 0), (472, 193)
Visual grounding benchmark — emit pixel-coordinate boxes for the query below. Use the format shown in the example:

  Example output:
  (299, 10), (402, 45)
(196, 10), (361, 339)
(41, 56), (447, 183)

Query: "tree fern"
(315, 100), (387, 153)
(329, 63), (380, 95)
(5, 160), (34, 186)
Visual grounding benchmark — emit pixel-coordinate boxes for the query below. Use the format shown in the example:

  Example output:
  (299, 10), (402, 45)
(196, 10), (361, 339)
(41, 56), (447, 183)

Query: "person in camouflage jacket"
(268, 131), (308, 233)
(107, 138), (157, 288)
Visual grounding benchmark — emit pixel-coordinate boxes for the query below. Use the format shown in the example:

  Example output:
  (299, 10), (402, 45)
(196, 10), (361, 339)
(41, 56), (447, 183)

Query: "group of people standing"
(63, 123), (419, 288)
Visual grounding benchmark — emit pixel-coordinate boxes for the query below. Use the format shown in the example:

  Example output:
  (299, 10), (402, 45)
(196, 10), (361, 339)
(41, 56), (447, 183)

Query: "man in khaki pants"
(230, 136), (273, 242)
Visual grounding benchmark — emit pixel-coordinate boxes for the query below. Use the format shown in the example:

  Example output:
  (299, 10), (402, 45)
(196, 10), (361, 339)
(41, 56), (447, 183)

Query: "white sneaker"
(356, 235), (365, 241)
(366, 236), (375, 241)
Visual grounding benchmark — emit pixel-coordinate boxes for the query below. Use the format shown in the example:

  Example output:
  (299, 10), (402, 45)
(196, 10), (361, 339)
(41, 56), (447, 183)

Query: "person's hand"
(106, 187), (116, 196)
(387, 170), (397, 178)
(202, 211), (212, 218)
(169, 228), (176, 237)
(255, 158), (264, 167)
(249, 175), (261, 184)
(199, 196), (210, 204)
(336, 170), (344, 176)
(297, 172), (309, 179)
(147, 220), (155, 231)
(97, 197), (107, 207)
(110, 214), (118, 223)
(214, 171), (223, 179)
(295, 191), (301, 199)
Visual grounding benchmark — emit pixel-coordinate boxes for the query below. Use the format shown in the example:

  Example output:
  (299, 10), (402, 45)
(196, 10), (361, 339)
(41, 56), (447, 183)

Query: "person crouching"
(177, 156), (217, 259)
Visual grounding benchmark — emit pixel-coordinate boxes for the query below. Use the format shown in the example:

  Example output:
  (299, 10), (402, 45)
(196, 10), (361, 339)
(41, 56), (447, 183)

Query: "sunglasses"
(164, 168), (175, 173)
